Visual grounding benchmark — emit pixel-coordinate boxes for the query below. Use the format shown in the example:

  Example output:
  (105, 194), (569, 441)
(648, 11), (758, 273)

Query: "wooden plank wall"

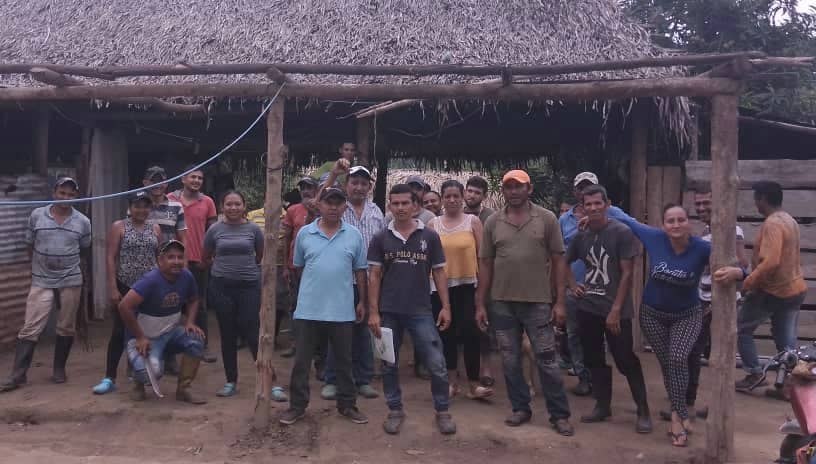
(685, 159), (816, 318)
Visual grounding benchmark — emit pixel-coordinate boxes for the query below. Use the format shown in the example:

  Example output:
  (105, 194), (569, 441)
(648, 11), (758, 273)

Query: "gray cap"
(55, 177), (79, 190)
(297, 176), (319, 188)
(144, 166), (167, 181)
(129, 191), (152, 204)
(405, 175), (425, 187)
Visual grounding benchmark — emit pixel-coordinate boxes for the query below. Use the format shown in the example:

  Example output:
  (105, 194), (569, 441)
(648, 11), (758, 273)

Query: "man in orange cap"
(476, 170), (574, 435)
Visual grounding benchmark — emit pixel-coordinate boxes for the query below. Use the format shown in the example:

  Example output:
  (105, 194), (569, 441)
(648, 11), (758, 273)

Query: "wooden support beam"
(686, 159), (816, 190)
(356, 99), (422, 118)
(373, 131), (389, 211)
(254, 98), (285, 431)
(700, 57), (754, 79)
(115, 97), (207, 114)
(265, 66), (293, 85)
(749, 56), (814, 68)
(32, 105), (49, 176)
(739, 115), (816, 137)
(356, 117), (373, 168)
(29, 67), (84, 87)
(705, 94), (740, 464)
(0, 52), (765, 80)
(629, 105), (648, 351)
(0, 78), (742, 102)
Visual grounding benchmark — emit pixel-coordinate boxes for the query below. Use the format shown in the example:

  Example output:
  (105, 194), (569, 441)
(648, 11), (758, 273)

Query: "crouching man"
(118, 239), (207, 404)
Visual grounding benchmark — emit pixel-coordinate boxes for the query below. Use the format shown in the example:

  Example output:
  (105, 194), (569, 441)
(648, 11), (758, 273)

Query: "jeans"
(380, 312), (450, 412)
(565, 294), (589, 381)
(490, 301), (571, 421)
(127, 326), (204, 384)
(188, 262), (210, 345)
(290, 319), (356, 411)
(738, 290), (806, 375)
(325, 287), (374, 387)
(103, 280), (129, 380)
(209, 276), (261, 384)
(432, 285), (481, 381)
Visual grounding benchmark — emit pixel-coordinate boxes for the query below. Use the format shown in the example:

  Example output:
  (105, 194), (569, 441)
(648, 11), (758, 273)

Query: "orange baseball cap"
(502, 169), (531, 185)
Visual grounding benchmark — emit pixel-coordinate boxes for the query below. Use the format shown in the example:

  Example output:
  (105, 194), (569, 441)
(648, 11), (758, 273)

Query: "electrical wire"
(0, 84), (285, 206)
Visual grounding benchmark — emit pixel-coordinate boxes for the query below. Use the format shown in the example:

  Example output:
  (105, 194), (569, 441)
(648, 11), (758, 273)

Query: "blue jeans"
(738, 290), (805, 375)
(380, 312), (449, 412)
(324, 286), (374, 387)
(490, 301), (571, 421)
(126, 326), (204, 384)
(565, 294), (589, 381)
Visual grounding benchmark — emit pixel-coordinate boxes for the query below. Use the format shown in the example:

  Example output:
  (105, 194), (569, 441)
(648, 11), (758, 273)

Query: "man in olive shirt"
(476, 170), (573, 435)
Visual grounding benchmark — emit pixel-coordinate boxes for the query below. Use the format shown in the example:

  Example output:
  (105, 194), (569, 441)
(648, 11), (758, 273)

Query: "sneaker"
(383, 410), (406, 435)
(280, 346), (296, 359)
(339, 407), (369, 424)
(436, 412), (457, 435)
(505, 410), (532, 427)
(357, 384), (380, 399)
(765, 387), (789, 402)
(571, 378), (592, 397)
(92, 377), (116, 395)
(216, 382), (238, 397)
(321, 384), (337, 400)
(202, 349), (218, 364)
(736, 373), (766, 392)
(552, 418), (575, 436)
(279, 408), (306, 425)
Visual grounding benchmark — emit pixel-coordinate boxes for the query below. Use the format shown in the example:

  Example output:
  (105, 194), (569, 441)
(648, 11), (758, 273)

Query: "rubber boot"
(176, 355), (207, 405)
(164, 353), (180, 377)
(51, 336), (74, 384)
(130, 380), (147, 402)
(0, 340), (37, 392)
(626, 369), (653, 433)
(581, 367), (612, 423)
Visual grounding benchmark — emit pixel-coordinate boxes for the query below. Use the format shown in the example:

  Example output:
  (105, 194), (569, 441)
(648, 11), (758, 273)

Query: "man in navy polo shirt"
(280, 187), (369, 426)
(368, 184), (456, 436)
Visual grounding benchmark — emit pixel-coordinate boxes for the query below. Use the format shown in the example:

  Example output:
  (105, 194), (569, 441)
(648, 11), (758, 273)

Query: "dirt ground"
(0, 321), (796, 464)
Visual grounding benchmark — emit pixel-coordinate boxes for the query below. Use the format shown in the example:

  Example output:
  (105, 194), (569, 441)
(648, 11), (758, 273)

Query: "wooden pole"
(1, 51), (765, 80)
(373, 128), (388, 211)
(629, 105), (648, 351)
(0, 78), (742, 103)
(254, 98), (285, 430)
(356, 117), (373, 168)
(705, 93), (740, 464)
(32, 105), (49, 176)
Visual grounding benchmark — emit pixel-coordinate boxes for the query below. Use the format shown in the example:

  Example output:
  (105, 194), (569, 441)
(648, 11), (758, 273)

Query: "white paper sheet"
(372, 327), (396, 364)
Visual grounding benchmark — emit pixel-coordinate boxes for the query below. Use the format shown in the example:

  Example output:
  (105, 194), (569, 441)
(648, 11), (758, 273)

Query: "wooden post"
(32, 105), (49, 176)
(705, 94), (740, 464)
(254, 98), (285, 430)
(629, 106), (648, 351)
(356, 117), (373, 168)
(373, 130), (388, 211)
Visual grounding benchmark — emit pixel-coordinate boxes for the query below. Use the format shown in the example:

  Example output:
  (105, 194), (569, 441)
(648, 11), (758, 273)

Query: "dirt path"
(0, 323), (792, 463)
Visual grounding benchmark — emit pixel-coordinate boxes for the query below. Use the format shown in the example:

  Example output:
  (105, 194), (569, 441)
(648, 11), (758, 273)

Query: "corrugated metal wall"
(0, 174), (48, 348)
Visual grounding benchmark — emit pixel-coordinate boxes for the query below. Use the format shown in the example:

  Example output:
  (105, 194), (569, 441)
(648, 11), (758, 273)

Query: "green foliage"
(621, 0), (816, 124)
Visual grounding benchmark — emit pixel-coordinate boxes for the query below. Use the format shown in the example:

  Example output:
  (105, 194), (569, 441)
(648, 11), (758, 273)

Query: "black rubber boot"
(626, 369), (653, 433)
(164, 354), (180, 377)
(51, 336), (74, 384)
(581, 367), (612, 423)
(0, 340), (37, 392)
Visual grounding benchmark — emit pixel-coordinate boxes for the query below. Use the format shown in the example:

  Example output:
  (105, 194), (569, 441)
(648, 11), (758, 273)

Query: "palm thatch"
(0, 0), (682, 86)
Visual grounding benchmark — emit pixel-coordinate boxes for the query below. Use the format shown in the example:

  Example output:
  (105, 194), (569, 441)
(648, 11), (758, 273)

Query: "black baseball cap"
(348, 166), (373, 180)
(158, 239), (185, 255)
(319, 187), (347, 202)
(129, 191), (152, 204)
(144, 166), (167, 181)
(54, 177), (79, 190)
(297, 176), (319, 188)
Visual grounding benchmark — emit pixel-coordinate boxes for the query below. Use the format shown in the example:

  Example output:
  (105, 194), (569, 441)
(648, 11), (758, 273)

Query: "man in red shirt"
(280, 176), (320, 358)
(169, 166), (218, 363)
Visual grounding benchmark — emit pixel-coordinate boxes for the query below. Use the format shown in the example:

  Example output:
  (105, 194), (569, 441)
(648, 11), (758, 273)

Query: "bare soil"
(0, 322), (793, 463)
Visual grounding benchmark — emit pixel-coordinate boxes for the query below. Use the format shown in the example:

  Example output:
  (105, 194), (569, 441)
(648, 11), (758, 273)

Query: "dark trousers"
(687, 311), (712, 405)
(577, 311), (644, 376)
(104, 280), (129, 380)
(209, 276), (261, 384)
(324, 286), (374, 387)
(290, 320), (355, 411)
(188, 262), (209, 345)
(432, 285), (481, 381)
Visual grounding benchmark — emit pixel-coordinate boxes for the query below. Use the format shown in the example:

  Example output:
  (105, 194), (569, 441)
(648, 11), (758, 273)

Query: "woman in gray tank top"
(92, 192), (160, 395)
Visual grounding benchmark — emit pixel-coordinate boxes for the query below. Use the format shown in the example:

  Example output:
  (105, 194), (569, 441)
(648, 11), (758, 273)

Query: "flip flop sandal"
(467, 385), (494, 400)
(670, 429), (689, 447)
(449, 384), (460, 399)
(479, 376), (495, 387)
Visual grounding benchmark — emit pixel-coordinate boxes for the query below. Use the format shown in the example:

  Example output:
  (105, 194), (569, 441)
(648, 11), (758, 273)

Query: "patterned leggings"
(639, 304), (703, 420)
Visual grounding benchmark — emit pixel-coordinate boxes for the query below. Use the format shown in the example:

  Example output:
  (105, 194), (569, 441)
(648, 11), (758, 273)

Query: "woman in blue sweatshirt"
(616, 204), (710, 447)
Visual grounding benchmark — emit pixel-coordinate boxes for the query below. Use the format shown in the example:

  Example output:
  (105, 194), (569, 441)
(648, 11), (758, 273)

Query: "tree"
(622, 0), (816, 124)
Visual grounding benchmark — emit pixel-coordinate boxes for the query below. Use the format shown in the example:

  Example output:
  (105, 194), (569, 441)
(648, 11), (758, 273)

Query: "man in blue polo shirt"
(280, 187), (369, 426)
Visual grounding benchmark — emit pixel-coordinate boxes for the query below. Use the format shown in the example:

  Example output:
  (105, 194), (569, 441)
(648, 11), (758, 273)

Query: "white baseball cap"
(573, 172), (599, 187)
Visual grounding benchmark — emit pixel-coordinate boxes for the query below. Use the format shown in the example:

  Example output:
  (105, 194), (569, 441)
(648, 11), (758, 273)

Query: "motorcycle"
(749, 342), (816, 464)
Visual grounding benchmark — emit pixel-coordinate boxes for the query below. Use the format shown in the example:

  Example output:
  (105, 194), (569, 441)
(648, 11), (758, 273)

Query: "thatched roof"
(0, 0), (683, 87)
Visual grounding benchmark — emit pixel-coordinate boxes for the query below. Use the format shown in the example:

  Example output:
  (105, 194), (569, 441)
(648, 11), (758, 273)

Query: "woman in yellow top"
(428, 180), (493, 400)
